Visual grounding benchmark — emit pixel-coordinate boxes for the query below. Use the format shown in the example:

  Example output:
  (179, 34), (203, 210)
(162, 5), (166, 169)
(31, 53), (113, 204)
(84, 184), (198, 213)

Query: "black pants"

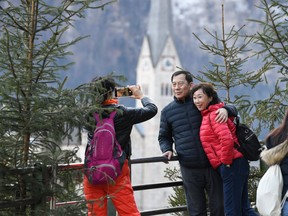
(180, 165), (224, 216)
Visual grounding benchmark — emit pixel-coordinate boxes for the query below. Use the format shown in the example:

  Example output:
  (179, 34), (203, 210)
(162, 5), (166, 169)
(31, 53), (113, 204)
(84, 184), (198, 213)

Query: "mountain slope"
(65, 0), (265, 89)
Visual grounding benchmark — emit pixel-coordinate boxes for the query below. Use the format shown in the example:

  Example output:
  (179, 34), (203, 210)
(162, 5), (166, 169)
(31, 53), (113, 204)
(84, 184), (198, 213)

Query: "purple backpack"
(84, 111), (125, 184)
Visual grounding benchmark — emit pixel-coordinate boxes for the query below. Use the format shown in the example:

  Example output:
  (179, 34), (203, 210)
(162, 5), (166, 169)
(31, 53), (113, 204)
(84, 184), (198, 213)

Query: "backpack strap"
(93, 110), (117, 122)
(93, 112), (100, 122)
(109, 110), (117, 119)
(235, 115), (240, 127)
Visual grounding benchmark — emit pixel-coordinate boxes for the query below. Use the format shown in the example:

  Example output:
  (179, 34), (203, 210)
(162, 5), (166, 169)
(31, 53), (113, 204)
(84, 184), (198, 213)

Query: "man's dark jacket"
(158, 95), (237, 168)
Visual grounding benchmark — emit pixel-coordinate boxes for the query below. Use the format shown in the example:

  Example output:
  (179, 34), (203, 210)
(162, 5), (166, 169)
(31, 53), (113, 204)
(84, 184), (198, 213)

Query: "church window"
(165, 84), (169, 95)
(161, 83), (172, 96)
(161, 83), (164, 95)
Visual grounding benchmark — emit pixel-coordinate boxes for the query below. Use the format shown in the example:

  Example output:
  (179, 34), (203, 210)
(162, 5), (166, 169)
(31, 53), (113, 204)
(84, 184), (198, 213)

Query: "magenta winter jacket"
(199, 103), (243, 169)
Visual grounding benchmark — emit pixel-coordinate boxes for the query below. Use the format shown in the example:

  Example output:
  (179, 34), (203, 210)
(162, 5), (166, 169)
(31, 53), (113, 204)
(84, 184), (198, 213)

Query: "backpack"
(234, 116), (263, 161)
(84, 110), (126, 185)
(256, 164), (283, 216)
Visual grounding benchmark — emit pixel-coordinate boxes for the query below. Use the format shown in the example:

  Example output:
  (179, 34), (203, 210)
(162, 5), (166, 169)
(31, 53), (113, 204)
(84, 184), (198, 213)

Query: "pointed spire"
(147, 0), (173, 66)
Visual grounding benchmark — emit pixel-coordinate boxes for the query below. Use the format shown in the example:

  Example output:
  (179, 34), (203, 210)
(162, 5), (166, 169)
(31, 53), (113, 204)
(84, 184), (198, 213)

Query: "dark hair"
(265, 108), (288, 147)
(171, 70), (193, 83)
(191, 82), (221, 105)
(91, 76), (116, 101)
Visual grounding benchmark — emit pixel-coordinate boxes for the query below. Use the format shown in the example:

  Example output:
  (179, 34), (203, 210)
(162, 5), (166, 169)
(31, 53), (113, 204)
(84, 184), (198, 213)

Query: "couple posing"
(159, 70), (258, 216)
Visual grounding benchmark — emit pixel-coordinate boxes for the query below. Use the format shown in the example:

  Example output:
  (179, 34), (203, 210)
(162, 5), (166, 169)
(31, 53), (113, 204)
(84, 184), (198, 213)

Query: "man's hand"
(215, 108), (228, 123)
(162, 151), (173, 163)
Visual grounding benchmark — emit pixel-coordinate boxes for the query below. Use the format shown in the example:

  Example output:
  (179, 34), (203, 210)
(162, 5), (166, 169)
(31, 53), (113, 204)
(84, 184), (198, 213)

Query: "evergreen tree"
(248, 0), (288, 131)
(165, 167), (188, 216)
(191, 0), (287, 135)
(0, 0), (116, 215)
(191, 4), (270, 128)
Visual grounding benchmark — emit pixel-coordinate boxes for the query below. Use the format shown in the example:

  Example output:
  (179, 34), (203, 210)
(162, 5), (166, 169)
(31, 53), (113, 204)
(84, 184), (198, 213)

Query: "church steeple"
(147, 0), (173, 66)
(133, 0), (182, 211)
(136, 0), (181, 102)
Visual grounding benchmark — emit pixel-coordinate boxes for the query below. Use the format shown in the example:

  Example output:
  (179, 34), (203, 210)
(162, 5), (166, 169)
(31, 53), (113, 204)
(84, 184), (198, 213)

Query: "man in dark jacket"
(158, 70), (237, 216)
(84, 76), (158, 216)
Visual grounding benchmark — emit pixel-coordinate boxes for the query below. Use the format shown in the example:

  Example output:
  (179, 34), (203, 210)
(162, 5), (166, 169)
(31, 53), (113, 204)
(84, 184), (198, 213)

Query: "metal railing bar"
(140, 205), (187, 216)
(55, 200), (85, 206)
(130, 156), (179, 164)
(133, 181), (183, 191)
(0, 156), (179, 174)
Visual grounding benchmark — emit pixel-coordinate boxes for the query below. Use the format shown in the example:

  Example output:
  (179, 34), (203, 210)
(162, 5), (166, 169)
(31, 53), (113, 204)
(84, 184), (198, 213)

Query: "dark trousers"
(180, 165), (225, 216)
(218, 157), (258, 216)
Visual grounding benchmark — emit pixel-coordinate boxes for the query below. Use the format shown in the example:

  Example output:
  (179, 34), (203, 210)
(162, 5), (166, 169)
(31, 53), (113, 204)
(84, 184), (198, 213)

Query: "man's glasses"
(172, 81), (187, 87)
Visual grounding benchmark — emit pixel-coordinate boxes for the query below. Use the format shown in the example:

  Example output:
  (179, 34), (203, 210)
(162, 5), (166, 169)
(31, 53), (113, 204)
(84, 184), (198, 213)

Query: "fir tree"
(248, 0), (288, 131)
(191, 4), (270, 128)
(0, 0), (116, 215)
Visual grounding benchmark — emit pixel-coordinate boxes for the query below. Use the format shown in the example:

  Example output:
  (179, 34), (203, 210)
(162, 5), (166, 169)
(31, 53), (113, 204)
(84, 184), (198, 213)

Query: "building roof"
(147, 0), (173, 66)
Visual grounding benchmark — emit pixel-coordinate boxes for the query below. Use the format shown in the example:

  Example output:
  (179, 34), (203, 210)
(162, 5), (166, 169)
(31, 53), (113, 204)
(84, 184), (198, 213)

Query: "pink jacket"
(200, 103), (243, 169)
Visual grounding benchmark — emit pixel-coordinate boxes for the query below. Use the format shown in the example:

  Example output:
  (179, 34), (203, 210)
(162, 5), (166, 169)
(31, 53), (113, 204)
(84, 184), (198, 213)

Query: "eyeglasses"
(172, 81), (187, 87)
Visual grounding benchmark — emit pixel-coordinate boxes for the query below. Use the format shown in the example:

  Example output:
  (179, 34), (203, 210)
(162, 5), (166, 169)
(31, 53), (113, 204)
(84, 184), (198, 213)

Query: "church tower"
(131, 0), (182, 211)
(135, 0), (182, 154)
(136, 0), (181, 110)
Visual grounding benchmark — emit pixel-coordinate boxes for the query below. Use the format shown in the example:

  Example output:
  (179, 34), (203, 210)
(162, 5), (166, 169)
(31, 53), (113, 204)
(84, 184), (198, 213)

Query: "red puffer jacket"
(200, 103), (243, 169)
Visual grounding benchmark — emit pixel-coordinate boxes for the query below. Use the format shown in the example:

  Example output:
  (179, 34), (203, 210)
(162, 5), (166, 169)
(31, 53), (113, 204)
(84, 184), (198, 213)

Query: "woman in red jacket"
(191, 82), (258, 216)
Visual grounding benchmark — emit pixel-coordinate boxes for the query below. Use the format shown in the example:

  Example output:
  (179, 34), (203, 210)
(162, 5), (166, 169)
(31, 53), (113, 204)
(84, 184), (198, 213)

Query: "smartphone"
(115, 87), (133, 97)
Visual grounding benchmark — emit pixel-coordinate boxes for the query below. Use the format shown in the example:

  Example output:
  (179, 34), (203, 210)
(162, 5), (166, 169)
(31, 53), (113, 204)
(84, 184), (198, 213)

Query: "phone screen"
(115, 87), (132, 97)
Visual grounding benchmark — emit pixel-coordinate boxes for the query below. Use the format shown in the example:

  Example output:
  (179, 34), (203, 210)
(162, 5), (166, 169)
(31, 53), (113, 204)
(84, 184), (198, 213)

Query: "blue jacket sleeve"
(158, 110), (174, 153)
(223, 103), (238, 117)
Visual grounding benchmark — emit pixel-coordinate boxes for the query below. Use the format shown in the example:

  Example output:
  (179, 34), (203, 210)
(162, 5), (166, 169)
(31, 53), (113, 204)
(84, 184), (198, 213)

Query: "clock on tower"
(162, 56), (175, 71)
